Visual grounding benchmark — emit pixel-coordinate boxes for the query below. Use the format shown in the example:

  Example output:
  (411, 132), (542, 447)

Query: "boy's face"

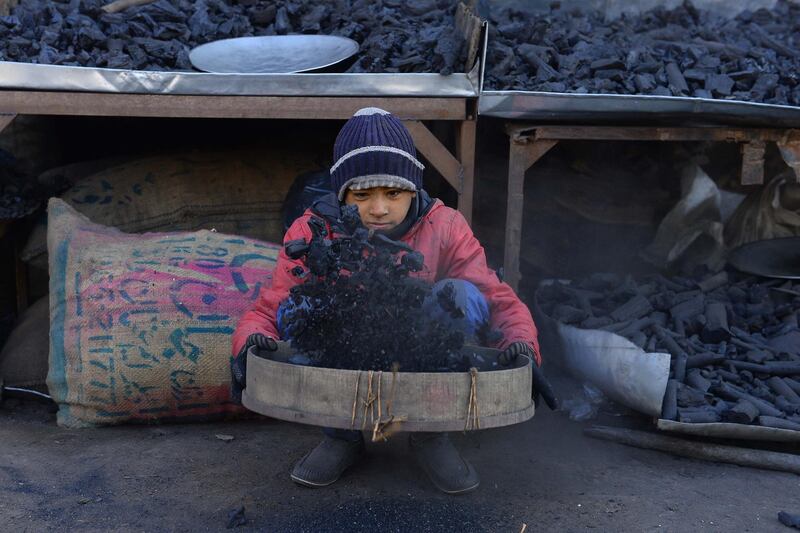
(344, 187), (416, 231)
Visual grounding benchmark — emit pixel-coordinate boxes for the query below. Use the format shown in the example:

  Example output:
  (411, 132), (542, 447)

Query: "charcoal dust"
(486, 0), (800, 106)
(538, 270), (800, 428)
(280, 204), (468, 373)
(0, 0), (466, 74)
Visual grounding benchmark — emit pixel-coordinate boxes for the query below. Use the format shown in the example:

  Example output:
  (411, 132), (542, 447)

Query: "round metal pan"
(189, 35), (360, 74)
(727, 237), (800, 279)
(242, 343), (534, 432)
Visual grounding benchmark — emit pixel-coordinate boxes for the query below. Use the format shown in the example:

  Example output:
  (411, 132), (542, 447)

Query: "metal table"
(478, 89), (800, 290)
(495, 122), (800, 291)
(0, 5), (488, 313)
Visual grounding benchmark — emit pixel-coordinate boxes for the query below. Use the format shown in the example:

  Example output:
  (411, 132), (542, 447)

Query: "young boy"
(232, 107), (540, 495)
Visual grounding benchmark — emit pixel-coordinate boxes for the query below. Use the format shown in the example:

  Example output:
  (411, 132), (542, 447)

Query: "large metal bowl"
(189, 35), (360, 74)
(242, 343), (534, 432)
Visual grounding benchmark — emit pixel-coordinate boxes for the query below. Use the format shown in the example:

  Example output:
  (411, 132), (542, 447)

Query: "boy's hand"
(231, 333), (278, 403)
(498, 341), (559, 411)
(497, 341), (535, 366)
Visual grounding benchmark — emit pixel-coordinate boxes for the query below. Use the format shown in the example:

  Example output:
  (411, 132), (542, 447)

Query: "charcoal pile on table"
(0, 0), (466, 74)
(537, 270), (800, 430)
(486, 0), (800, 106)
(279, 205), (478, 373)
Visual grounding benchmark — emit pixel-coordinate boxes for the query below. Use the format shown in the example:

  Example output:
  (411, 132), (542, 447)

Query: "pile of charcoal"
(0, 0), (466, 74)
(537, 270), (800, 430)
(486, 0), (800, 106)
(280, 205), (468, 372)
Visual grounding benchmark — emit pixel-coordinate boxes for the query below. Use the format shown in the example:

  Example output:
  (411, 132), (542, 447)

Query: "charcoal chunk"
(705, 74), (734, 96)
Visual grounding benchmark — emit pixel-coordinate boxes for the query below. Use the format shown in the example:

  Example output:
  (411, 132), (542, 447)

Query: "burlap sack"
(724, 170), (800, 249)
(47, 198), (280, 427)
(24, 147), (312, 269)
(0, 296), (49, 387)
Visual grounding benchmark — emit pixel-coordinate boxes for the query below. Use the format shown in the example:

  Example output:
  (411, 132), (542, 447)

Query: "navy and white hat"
(331, 107), (425, 200)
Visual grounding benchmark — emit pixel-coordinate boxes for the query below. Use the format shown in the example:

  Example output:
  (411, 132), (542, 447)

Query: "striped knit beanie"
(331, 107), (425, 201)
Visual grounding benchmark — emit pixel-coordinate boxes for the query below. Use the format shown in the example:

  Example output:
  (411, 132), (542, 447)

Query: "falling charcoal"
(278, 206), (465, 372)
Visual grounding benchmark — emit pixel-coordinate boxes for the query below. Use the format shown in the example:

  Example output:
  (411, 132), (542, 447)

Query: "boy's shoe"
(290, 436), (364, 487)
(409, 433), (479, 494)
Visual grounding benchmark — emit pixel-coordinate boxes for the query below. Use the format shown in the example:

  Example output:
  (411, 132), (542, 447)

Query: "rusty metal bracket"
(740, 140), (766, 185)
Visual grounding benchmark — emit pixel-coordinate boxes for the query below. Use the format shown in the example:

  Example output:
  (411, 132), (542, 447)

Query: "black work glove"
(231, 333), (278, 403)
(498, 341), (559, 411)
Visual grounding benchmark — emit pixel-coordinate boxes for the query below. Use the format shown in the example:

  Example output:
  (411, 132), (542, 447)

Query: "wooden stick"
(585, 425), (800, 475)
(386, 363), (399, 417)
(350, 372), (361, 429)
(102, 0), (158, 14)
(377, 370), (382, 420)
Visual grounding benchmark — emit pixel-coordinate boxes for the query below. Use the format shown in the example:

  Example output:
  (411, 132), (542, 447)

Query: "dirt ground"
(2, 397), (798, 533)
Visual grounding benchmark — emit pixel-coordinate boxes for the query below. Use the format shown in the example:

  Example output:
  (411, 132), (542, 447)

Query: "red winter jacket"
(232, 198), (540, 364)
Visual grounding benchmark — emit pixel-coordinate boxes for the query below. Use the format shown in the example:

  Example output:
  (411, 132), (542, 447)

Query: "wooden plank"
(404, 120), (462, 193)
(504, 142), (529, 292)
(0, 91), (467, 120)
(456, 119), (477, 225)
(504, 138), (557, 291)
(533, 125), (794, 143)
(740, 141), (766, 185)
